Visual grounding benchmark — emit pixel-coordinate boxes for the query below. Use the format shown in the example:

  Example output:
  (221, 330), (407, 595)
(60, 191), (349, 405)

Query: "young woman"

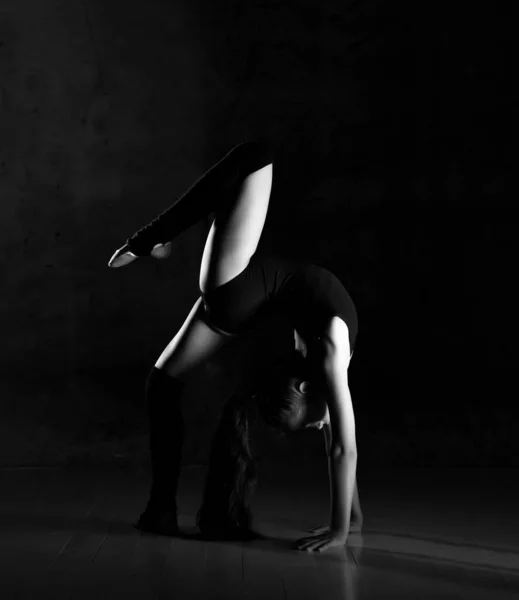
(108, 141), (363, 553)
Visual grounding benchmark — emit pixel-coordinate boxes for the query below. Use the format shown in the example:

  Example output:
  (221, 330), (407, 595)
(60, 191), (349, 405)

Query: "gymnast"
(108, 141), (363, 553)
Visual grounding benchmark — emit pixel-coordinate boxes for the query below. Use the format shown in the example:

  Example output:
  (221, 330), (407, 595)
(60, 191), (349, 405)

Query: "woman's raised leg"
(108, 141), (273, 268)
(199, 159), (273, 293)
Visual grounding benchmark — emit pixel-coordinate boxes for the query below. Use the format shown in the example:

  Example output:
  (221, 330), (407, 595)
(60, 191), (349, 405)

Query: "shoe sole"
(133, 521), (180, 536)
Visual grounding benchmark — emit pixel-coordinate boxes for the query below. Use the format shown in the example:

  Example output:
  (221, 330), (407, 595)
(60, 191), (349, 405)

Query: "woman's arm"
(321, 317), (358, 536)
(324, 374), (357, 535)
(323, 423), (362, 525)
(328, 452), (357, 535)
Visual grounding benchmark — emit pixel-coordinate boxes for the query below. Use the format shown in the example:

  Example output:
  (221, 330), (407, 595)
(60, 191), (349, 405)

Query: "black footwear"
(198, 522), (265, 542)
(134, 507), (180, 537)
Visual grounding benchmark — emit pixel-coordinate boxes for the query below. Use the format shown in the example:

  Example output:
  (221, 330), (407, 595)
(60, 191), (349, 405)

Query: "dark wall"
(0, 0), (513, 468)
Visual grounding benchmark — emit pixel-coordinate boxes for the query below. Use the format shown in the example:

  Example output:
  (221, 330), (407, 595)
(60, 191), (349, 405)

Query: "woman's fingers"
(308, 525), (329, 535)
(308, 521), (362, 535)
(108, 244), (139, 268)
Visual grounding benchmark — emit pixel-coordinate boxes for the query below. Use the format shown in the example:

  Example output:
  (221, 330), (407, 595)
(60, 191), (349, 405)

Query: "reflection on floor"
(0, 462), (517, 599)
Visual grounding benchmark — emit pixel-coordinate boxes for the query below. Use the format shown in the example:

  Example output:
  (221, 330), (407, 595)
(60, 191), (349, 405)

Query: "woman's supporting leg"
(135, 297), (233, 535)
(126, 141), (273, 257)
(143, 367), (186, 511)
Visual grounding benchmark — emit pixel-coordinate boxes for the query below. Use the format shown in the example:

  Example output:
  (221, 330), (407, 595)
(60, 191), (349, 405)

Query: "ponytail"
(196, 389), (260, 540)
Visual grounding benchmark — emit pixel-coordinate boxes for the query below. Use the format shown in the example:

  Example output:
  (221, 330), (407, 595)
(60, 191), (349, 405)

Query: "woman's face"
(292, 380), (330, 431)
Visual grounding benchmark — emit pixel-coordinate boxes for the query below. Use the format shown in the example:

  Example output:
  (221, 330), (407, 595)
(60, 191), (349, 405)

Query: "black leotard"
(201, 252), (358, 355)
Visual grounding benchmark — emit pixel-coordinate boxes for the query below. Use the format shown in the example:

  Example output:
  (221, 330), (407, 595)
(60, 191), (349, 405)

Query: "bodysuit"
(200, 252), (358, 356)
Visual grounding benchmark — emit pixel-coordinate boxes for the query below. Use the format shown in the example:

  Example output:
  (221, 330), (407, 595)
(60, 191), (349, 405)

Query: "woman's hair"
(254, 350), (310, 437)
(196, 350), (312, 540)
(196, 389), (258, 539)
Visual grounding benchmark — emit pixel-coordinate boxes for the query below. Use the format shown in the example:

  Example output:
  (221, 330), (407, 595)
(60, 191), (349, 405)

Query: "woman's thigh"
(199, 164), (273, 294)
(154, 297), (233, 378)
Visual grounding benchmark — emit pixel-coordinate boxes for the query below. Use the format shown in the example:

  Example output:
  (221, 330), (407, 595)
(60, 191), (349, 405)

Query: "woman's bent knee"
(146, 366), (186, 395)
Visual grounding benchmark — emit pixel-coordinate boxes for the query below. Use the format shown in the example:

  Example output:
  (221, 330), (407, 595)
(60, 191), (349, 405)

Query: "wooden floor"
(1, 462), (518, 600)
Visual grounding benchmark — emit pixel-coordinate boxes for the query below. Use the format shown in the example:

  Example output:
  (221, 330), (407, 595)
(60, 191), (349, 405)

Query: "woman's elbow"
(330, 444), (358, 459)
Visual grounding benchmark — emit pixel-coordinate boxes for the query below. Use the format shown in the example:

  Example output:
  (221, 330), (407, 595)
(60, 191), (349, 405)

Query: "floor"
(1, 459), (518, 600)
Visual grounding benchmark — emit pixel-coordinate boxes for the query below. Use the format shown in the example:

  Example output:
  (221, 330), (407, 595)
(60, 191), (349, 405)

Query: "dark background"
(0, 0), (514, 469)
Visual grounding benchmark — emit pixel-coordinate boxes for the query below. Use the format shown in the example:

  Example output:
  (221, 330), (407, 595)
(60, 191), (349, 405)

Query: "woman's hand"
(108, 242), (172, 268)
(307, 524), (330, 536)
(293, 527), (348, 553)
(303, 514), (363, 539)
